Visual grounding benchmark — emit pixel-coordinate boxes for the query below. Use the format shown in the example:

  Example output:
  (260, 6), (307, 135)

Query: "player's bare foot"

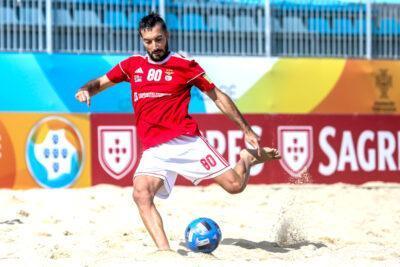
(240, 147), (281, 166)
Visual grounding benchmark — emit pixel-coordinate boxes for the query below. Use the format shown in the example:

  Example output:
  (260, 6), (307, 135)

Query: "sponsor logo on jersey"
(165, 69), (174, 75)
(134, 75), (142, 83)
(165, 75), (172, 81)
(133, 92), (171, 102)
(135, 67), (144, 74)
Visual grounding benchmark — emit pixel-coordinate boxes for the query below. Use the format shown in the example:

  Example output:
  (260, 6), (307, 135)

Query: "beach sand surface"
(0, 183), (399, 266)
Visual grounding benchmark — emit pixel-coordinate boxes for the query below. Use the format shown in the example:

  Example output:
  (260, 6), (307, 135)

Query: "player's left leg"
(214, 147), (280, 194)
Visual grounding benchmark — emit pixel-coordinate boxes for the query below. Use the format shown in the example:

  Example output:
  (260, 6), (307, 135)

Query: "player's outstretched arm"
(205, 87), (262, 156)
(75, 75), (116, 106)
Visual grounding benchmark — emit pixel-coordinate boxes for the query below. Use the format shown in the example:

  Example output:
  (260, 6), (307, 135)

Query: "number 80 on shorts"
(200, 154), (217, 170)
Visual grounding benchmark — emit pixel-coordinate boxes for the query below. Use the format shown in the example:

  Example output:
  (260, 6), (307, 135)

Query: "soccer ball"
(184, 217), (222, 253)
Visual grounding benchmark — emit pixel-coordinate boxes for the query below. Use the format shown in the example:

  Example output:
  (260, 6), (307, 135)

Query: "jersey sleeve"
(106, 57), (132, 83)
(186, 60), (215, 92)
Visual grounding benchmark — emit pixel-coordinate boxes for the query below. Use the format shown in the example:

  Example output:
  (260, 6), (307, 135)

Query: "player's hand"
(75, 89), (91, 106)
(244, 129), (261, 157)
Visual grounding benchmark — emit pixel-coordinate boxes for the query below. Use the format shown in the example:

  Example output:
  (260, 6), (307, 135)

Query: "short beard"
(147, 42), (170, 62)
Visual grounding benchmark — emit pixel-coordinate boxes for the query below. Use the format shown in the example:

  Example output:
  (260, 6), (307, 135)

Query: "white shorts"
(134, 135), (231, 199)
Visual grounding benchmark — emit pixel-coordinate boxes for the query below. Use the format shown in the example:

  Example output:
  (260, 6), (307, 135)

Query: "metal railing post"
(366, 0), (372, 59)
(46, 0), (52, 54)
(265, 0), (271, 57)
(159, 0), (165, 19)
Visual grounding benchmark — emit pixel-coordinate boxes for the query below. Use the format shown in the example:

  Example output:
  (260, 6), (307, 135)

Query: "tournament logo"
(26, 116), (84, 188)
(278, 126), (313, 177)
(98, 126), (137, 180)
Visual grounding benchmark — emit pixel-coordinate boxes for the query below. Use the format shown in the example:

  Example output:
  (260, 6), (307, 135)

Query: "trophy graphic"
(373, 69), (396, 113)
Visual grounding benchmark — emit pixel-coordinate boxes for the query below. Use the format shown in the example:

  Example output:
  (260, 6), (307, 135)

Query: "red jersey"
(106, 52), (215, 150)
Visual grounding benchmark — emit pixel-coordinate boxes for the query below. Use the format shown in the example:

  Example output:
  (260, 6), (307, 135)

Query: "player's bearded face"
(141, 24), (169, 62)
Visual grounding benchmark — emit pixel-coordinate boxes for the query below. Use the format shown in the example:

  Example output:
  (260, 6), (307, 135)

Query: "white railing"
(372, 2), (400, 58)
(165, 1), (266, 56)
(271, 0), (367, 58)
(0, 0), (400, 58)
(0, 0), (47, 52)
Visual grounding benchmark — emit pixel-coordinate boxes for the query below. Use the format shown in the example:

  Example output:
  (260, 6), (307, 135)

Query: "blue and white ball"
(185, 217), (222, 253)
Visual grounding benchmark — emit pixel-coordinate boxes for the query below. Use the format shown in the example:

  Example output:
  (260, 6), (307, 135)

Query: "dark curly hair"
(138, 12), (168, 36)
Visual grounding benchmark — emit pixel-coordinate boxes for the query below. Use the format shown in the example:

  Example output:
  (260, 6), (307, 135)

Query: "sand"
(0, 183), (399, 266)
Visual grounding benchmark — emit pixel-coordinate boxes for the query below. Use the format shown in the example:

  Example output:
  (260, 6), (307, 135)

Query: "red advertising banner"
(91, 114), (400, 186)
(91, 114), (142, 186)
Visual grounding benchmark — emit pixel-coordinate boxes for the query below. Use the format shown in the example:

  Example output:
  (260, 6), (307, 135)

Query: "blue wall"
(0, 53), (206, 113)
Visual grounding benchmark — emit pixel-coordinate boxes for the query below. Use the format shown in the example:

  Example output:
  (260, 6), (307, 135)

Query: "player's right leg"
(214, 147), (280, 194)
(132, 175), (170, 250)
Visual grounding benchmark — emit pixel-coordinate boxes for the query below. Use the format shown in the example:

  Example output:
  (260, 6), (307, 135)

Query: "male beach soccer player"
(75, 13), (280, 251)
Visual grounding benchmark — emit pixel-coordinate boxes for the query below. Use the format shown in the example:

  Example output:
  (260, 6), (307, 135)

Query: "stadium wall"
(1, 53), (399, 188)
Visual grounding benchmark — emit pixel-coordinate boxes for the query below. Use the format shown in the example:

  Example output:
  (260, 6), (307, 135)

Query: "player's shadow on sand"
(220, 238), (326, 253)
